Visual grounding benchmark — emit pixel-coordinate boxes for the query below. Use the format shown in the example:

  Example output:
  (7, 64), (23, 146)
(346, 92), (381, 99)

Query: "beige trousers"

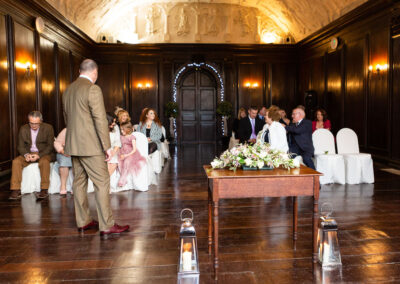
(72, 155), (114, 231)
(10, 155), (51, 190)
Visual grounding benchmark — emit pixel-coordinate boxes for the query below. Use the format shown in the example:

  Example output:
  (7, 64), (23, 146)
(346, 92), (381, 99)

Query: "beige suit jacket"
(62, 77), (111, 156)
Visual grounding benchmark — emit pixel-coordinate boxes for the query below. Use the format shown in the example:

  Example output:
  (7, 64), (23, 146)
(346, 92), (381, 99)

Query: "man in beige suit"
(63, 59), (129, 236)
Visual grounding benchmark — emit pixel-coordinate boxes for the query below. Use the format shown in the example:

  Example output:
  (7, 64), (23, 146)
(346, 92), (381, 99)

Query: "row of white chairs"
(20, 128), (171, 194)
(313, 128), (374, 185)
(229, 128), (374, 185)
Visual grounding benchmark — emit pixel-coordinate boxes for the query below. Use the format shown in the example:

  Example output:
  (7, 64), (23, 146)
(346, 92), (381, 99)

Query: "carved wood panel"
(0, 15), (12, 170)
(40, 36), (57, 131)
(14, 21), (36, 131)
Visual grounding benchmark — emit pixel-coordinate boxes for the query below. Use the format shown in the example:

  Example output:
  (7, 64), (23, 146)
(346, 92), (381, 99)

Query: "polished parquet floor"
(1, 144), (400, 283)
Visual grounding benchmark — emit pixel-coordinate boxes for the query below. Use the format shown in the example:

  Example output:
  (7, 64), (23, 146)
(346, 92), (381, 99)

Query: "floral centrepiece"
(211, 142), (300, 171)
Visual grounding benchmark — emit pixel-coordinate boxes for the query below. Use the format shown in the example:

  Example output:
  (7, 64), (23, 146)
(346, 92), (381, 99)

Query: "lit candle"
(182, 251), (192, 271)
(323, 242), (330, 264)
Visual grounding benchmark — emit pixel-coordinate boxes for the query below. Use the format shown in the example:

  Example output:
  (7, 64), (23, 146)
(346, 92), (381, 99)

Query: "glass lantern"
(178, 209), (200, 275)
(317, 203), (342, 267)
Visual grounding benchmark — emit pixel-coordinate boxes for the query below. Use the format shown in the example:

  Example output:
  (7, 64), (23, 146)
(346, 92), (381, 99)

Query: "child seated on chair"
(54, 128), (72, 196)
(118, 122), (146, 187)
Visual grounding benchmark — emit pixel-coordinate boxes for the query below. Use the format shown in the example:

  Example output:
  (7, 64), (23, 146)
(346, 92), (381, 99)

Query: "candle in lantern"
(182, 243), (192, 271)
(182, 251), (192, 271)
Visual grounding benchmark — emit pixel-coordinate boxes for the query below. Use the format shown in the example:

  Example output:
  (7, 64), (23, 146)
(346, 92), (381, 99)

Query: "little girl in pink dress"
(118, 122), (146, 187)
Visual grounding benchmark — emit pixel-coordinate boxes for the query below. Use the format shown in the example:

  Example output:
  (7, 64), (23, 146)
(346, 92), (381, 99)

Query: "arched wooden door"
(178, 68), (217, 143)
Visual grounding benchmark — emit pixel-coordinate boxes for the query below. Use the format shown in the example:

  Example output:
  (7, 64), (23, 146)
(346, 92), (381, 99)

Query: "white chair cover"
(133, 124), (139, 131)
(161, 126), (171, 160)
(149, 150), (162, 174)
(336, 128), (374, 184)
(229, 131), (239, 150)
(48, 162), (74, 194)
(21, 162), (55, 194)
(312, 129), (345, 185)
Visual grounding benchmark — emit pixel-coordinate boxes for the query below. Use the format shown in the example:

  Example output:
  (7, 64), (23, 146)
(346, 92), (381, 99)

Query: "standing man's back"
(63, 59), (129, 236)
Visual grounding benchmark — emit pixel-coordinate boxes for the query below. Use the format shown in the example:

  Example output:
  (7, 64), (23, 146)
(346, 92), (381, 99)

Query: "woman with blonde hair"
(232, 107), (247, 134)
(114, 106), (131, 125)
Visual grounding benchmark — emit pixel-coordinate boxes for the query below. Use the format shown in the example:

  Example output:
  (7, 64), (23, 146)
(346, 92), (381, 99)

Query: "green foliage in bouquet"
(165, 101), (179, 118)
(210, 141), (300, 171)
(216, 101), (233, 118)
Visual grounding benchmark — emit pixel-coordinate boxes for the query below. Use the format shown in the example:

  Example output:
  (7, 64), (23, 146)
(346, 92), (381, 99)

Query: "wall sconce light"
(136, 82), (151, 94)
(15, 61), (37, 77)
(368, 63), (388, 74)
(244, 82), (259, 90)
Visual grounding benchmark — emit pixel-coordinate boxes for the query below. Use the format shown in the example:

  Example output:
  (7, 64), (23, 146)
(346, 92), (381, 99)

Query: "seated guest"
(258, 106), (267, 120)
(279, 109), (291, 126)
(138, 108), (163, 154)
(285, 108), (315, 170)
(232, 107), (247, 135)
(238, 106), (264, 144)
(257, 107), (289, 152)
(312, 108), (331, 132)
(9, 111), (55, 200)
(115, 107), (131, 126)
(54, 128), (72, 196)
(107, 113), (121, 176)
(118, 122), (146, 187)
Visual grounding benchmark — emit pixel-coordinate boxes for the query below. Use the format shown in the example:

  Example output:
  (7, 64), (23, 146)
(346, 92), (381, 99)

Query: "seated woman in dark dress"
(232, 107), (247, 135)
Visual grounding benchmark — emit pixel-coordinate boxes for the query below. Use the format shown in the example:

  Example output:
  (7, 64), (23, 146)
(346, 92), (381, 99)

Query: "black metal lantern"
(178, 209), (200, 275)
(317, 203), (342, 267)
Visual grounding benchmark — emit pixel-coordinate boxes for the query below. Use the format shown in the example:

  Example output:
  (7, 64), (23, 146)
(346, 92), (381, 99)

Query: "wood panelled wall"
(2, 0), (400, 174)
(298, 0), (400, 165)
(0, 0), (91, 173)
(93, 45), (299, 136)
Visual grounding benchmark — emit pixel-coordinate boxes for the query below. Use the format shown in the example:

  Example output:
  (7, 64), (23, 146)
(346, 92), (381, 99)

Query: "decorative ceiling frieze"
(45, 0), (368, 44)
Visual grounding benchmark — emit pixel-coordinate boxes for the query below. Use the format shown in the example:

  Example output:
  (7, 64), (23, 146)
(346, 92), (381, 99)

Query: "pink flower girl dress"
(118, 134), (146, 187)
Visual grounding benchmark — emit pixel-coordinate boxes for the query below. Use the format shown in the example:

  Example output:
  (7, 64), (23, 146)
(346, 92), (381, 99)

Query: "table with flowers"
(204, 142), (322, 280)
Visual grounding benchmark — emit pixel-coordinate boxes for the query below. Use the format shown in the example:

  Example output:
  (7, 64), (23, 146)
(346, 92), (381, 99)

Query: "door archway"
(173, 62), (224, 144)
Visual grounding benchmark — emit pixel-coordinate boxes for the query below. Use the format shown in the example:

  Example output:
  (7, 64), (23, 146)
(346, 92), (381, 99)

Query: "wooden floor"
(1, 144), (400, 283)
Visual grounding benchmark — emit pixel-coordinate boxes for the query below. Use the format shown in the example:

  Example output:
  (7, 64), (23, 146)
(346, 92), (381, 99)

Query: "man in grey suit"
(63, 59), (129, 236)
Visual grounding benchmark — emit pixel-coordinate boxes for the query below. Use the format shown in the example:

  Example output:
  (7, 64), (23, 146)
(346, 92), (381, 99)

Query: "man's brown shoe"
(100, 224), (130, 236)
(77, 220), (99, 232)
(9, 190), (21, 200)
(35, 190), (49, 200)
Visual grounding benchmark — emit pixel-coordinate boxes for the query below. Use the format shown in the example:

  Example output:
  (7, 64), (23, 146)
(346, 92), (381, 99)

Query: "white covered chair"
(149, 148), (163, 174)
(229, 131), (240, 150)
(336, 128), (374, 184)
(312, 129), (345, 185)
(160, 126), (171, 160)
(21, 162), (55, 194)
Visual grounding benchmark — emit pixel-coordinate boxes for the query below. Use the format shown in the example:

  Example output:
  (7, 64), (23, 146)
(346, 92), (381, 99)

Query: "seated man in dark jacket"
(237, 106), (265, 144)
(285, 107), (315, 170)
(9, 111), (55, 200)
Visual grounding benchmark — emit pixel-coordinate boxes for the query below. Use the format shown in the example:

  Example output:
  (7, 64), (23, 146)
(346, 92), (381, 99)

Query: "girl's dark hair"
(106, 112), (116, 132)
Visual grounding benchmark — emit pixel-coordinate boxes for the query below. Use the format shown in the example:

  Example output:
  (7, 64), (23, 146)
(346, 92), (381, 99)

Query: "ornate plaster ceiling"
(45, 0), (368, 44)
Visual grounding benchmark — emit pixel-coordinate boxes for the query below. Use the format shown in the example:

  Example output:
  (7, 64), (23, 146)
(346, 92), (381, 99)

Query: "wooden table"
(204, 165), (322, 280)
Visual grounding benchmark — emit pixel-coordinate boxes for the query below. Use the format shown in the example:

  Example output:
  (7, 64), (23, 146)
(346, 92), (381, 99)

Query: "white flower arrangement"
(211, 141), (300, 171)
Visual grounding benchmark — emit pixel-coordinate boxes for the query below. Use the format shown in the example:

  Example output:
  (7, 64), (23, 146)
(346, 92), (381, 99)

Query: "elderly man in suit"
(63, 59), (129, 236)
(285, 107), (315, 170)
(238, 106), (265, 144)
(9, 111), (55, 200)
